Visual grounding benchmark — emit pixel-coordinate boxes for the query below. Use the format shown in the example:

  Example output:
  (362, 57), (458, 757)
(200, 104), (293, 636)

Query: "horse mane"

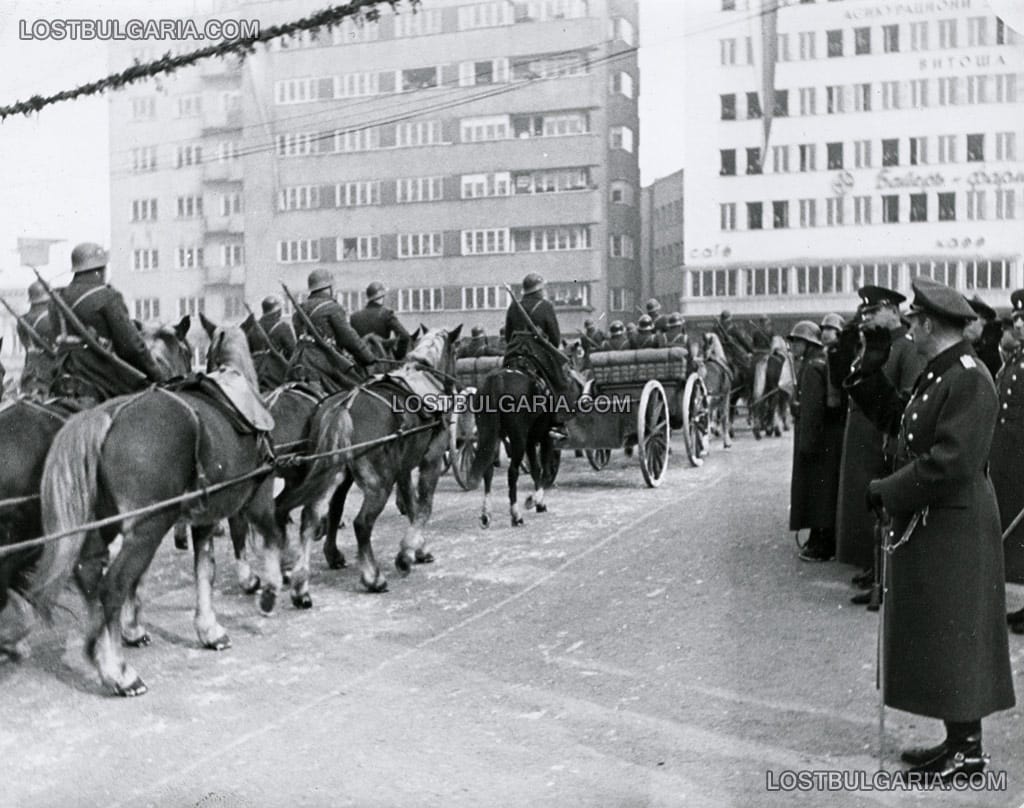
(210, 325), (259, 390)
(404, 328), (447, 369)
(705, 332), (728, 366)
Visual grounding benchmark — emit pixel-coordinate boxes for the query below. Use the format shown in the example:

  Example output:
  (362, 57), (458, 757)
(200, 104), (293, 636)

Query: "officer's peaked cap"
(967, 295), (996, 321)
(857, 285), (905, 312)
(907, 277), (977, 323)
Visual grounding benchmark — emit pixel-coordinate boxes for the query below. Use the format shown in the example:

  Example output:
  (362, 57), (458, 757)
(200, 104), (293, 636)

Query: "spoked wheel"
(585, 448), (611, 470)
(450, 388), (478, 491)
(680, 374), (711, 468)
(637, 380), (670, 488)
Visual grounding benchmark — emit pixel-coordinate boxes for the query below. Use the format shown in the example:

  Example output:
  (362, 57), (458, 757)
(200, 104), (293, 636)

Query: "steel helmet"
(28, 280), (47, 304)
(638, 315), (654, 332)
(522, 273), (545, 294)
(609, 320), (625, 335)
(583, 319), (594, 328)
(820, 312), (845, 331)
(645, 298), (661, 314)
(471, 325), (485, 337)
(720, 309), (732, 321)
(71, 242), (108, 273)
(625, 321), (637, 332)
(788, 320), (823, 347)
(366, 281), (387, 302)
(308, 268), (333, 293)
(667, 313), (684, 329)
(261, 295), (282, 314)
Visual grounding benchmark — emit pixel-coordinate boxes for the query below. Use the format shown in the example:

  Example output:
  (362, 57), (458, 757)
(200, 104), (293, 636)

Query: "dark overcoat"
(836, 326), (925, 568)
(790, 350), (844, 530)
(989, 346), (1024, 582)
(504, 292), (560, 346)
(350, 302), (410, 359)
(850, 341), (1015, 721)
(288, 293), (375, 393)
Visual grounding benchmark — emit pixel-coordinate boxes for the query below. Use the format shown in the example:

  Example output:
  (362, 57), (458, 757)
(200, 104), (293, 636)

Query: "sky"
(0, 0), (685, 281)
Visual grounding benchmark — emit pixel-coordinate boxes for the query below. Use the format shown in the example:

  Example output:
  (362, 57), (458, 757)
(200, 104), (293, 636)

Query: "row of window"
(719, 190), (1018, 231)
(720, 15), (1018, 65)
(720, 132), (1019, 176)
(688, 260), (1015, 299)
(720, 74), (1019, 121)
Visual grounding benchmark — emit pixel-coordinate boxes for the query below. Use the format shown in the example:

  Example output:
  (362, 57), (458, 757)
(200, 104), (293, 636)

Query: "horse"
(276, 326), (461, 594)
(0, 318), (193, 662)
(698, 333), (733, 450)
(15, 314), (287, 696)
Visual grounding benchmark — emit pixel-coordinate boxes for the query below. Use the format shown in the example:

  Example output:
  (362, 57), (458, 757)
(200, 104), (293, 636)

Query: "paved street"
(2, 428), (1023, 808)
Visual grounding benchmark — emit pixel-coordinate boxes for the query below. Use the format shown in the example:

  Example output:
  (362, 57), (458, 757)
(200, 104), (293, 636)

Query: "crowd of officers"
(784, 277), (1021, 782)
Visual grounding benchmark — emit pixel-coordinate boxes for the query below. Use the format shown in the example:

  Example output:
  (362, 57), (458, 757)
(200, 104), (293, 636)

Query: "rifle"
(280, 284), (365, 385)
(243, 304), (287, 367)
(32, 269), (147, 384)
(0, 297), (56, 358)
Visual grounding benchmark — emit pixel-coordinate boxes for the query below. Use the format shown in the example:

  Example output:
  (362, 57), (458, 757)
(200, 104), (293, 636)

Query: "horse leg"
(229, 514), (261, 595)
(191, 523), (231, 650)
(480, 443), (495, 529)
(394, 471), (419, 575)
(324, 474), (353, 570)
(0, 590), (35, 661)
(507, 437), (525, 527)
(523, 436), (548, 513)
(246, 478), (290, 614)
(352, 469), (391, 593)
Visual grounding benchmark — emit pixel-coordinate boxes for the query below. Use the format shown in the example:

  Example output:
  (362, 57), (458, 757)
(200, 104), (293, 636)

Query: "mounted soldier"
(17, 281), (57, 399)
(751, 315), (775, 352)
(48, 242), (167, 404)
(287, 269), (376, 395)
(242, 295), (296, 392)
(350, 281), (410, 361)
(598, 321), (630, 352)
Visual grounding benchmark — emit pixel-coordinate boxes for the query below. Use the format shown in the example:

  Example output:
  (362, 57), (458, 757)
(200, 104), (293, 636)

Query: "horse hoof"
(362, 577), (388, 594)
(122, 632), (151, 648)
(291, 593), (313, 610)
(241, 575), (261, 596)
(114, 677), (148, 697)
(480, 513), (491, 529)
(281, 569), (293, 586)
(259, 588), (277, 616)
(415, 550), (434, 564)
(325, 553), (347, 570)
(173, 535), (189, 551)
(535, 503), (547, 514)
(395, 553), (412, 575)
(511, 516), (525, 527)
(754, 433), (762, 441)
(204, 634), (232, 651)
(525, 495), (535, 510)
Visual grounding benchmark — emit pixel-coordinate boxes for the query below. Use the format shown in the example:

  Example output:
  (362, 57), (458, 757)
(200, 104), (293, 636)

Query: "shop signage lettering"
(832, 168), (1024, 194)
(689, 244), (732, 260)
(846, 0), (971, 21)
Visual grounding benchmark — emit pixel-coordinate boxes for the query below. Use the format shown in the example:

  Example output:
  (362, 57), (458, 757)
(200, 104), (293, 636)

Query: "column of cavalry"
(0, 244), (462, 697)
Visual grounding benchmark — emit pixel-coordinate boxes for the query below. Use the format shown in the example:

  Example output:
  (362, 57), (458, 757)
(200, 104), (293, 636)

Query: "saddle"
(370, 366), (447, 416)
(170, 369), (275, 435)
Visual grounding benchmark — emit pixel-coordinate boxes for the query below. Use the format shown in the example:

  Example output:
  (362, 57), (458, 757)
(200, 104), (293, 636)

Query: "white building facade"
(683, 0), (1024, 319)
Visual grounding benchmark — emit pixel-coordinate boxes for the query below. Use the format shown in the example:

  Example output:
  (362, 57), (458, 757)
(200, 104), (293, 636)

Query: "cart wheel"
(450, 388), (478, 491)
(681, 374), (710, 468)
(585, 449), (611, 470)
(637, 380), (670, 488)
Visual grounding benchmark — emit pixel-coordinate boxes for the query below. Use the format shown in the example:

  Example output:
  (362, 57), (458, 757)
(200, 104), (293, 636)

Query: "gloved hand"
(865, 479), (885, 513)
(856, 323), (892, 377)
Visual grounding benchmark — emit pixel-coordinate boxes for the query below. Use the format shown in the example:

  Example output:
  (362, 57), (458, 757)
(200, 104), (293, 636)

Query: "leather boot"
(900, 742), (947, 766)
(908, 722), (986, 781)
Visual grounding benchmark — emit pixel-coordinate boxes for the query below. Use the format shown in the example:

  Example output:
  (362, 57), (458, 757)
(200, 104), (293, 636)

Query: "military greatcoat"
(989, 345), (1024, 582)
(850, 341), (1015, 721)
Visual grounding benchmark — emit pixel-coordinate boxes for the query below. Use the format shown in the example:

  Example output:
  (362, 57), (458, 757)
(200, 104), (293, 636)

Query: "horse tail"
(276, 398), (353, 514)
(465, 374), (503, 491)
(29, 408), (113, 622)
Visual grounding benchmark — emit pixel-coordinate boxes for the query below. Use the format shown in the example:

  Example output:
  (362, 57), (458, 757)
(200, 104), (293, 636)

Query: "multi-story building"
(683, 0), (1024, 321)
(110, 0), (641, 343)
(641, 168), (684, 315)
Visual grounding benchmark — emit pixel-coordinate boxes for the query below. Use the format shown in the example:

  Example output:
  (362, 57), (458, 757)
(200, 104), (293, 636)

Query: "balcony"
(201, 160), (243, 183)
(203, 213), (244, 235)
(202, 106), (243, 134)
(204, 265), (246, 287)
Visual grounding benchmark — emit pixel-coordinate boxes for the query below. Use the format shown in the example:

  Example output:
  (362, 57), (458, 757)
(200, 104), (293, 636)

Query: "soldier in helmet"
(644, 299), (670, 336)
(580, 318), (606, 354)
(350, 281), (410, 360)
(457, 325), (494, 359)
(17, 280), (57, 399)
(665, 313), (688, 347)
(242, 295), (296, 392)
(599, 321), (630, 351)
(288, 268), (376, 394)
(632, 315), (665, 349)
(718, 309), (754, 354)
(49, 242), (167, 402)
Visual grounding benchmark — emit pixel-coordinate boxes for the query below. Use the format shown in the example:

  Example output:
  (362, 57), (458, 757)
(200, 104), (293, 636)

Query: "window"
(827, 142), (843, 170)
(966, 75), (987, 104)
(610, 126), (634, 152)
(772, 201), (789, 229)
(276, 133), (314, 157)
(458, 2), (513, 30)
(131, 198), (158, 222)
(826, 197), (844, 226)
(882, 139), (899, 167)
(131, 146), (157, 172)
(339, 236), (380, 261)
(461, 286), (509, 310)
(459, 58), (511, 87)
(335, 72), (381, 98)
(938, 135), (957, 163)
(996, 189), (1016, 220)
(798, 144), (816, 172)
(462, 229), (510, 255)
(462, 172), (511, 198)
(798, 31), (816, 60)
(133, 298), (160, 321)
(397, 288), (443, 313)
(796, 265), (843, 295)
(398, 233), (443, 258)
(520, 226), (591, 252)
(691, 269), (738, 298)
(853, 196), (871, 224)
(336, 290), (364, 312)
(910, 21), (928, 51)
(132, 249), (159, 272)
(938, 192), (956, 221)
(131, 96), (156, 120)
(967, 133), (985, 162)
(396, 176), (444, 203)
(278, 185), (321, 211)
(799, 199), (816, 227)
(514, 168), (590, 194)
(826, 85), (844, 114)
(938, 18), (957, 48)
(528, 112), (589, 137)
(176, 195), (202, 218)
(511, 52), (588, 81)
(176, 247), (204, 269)
(827, 29), (843, 57)
(721, 203), (737, 230)
(855, 27), (871, 54)
(854, 139), (872, 169)
(609, 235), (634, 258)
(746, 267), (790, 297)
(217, 141), (240, 162)
(909, 136), (927, 166)
(278, 239), (320, 263)
(777, 33), (791, 61)
(851, 263), (898, 290)
(336, 181), (381, 208)
(883, 24), (899, 52)
(799, 87), (816, 115)
(224, 296), (246, 321)
(720, 93), (736, 120)
(393, 9), (443, 37)
(396, 120), (443, 147)
(746, 92), (762, 119)
(996, 132), (1016, 161)
(771, 145), (789, 173)
(967, 190), (986, 221)
(746, 148), (762, 174)
(461, 115), (510, 143)
(275, 78), (316, 104)
(223, 244), (244, 266)
(335, 127), (381, 153)
(854, 83), (871, 112)
(546, 282), (590, 309)
(910, 78), (928, 108)
(938, 77), (958, 106)
(910, 193), (927, 222)
(882, 81), (900, 109)
(995, 74), (1017, 103)
(910, 260), (957, 287)
(720, 38), (737, 65)
(773, 89), (789, 116)
(609, 180), (634, 205)
(610, 287), (635, 312)
(401, 66), (439, 91)
(965, 260), (1011, 290)
(881, 195), (899, 223)
(176, 145), (202, 167)
(611, 72), (635, 98)
(747, 202), (763, 230)
(611, 17), (636, 46)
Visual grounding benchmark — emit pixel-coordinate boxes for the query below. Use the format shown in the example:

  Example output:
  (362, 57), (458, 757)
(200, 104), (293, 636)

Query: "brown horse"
(17, 315), (286, 696)
(0, 319), (193, 661)
(277, 326), (461, 594)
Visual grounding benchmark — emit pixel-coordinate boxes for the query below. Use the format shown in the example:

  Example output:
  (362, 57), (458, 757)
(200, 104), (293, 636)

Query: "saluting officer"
(599, 321), (630, 351)
(18, 280), (57, 399)
(350, 281), (410, 360)
(51, 242), (167, 401)
(243, 295), (296, 391)
(288, 268), (376, 394)
(850, 277), (1014, 780)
